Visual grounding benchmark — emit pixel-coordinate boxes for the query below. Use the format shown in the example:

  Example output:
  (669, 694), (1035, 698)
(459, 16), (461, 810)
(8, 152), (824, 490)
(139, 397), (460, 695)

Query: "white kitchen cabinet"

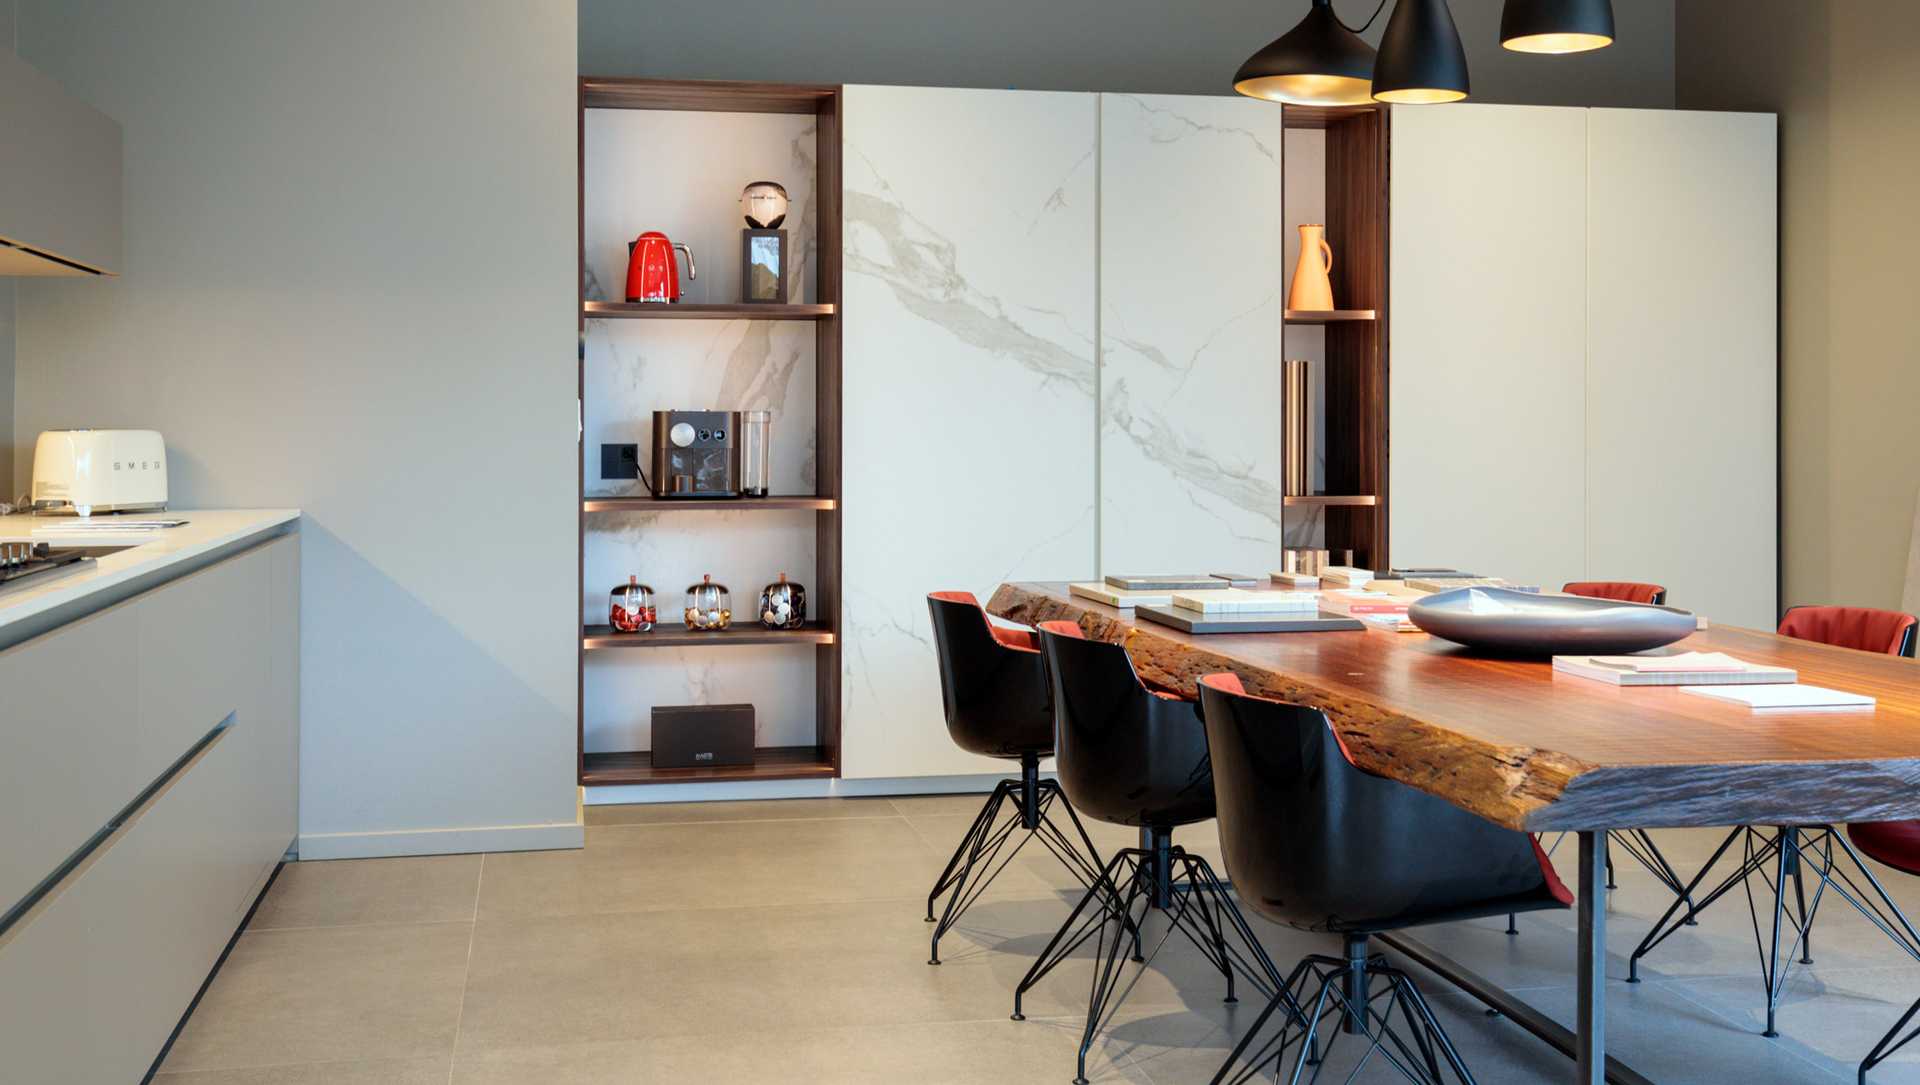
(1098, 93), (1286, 575)
(0, 533), (299, 1082)
(1389, 104), (1590, 591)
(1586, 109), (1778, 629)
(840, 85), (1098, 779)
(1389, 105), (1777, 621)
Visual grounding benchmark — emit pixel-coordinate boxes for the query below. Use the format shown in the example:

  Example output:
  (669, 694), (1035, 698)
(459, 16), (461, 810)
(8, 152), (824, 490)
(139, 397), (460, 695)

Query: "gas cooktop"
(0, 542), (94, 592)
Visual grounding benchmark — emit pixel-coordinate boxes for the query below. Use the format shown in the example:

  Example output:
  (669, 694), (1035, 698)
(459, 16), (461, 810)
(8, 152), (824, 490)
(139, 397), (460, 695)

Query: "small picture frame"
(741, 228), (788, 304)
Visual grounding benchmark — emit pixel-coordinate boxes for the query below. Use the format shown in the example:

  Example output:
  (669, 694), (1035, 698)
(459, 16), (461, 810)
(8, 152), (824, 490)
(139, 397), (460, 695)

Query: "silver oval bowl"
(1407, 587), (1697, 657)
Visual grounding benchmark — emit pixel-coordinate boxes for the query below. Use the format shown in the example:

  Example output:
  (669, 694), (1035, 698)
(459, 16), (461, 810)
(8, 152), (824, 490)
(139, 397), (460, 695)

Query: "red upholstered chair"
(1778, 605), (1918, 657)
(1787, 606), (1920, 1081)
(921, 592), (1107, 965)
(1198, 672), (1570, 1084)
(1563, 580), (1669, 605)
(1630, 603), (1920, 1050)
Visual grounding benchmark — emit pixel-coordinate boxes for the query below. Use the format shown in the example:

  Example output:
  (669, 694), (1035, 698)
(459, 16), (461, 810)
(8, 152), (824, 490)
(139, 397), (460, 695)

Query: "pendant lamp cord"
(1331, 0), (1391, 34)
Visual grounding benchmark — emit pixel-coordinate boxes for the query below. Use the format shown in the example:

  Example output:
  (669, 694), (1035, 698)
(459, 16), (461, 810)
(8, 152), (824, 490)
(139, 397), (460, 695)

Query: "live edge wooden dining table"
(989, 582), (1920, 1085)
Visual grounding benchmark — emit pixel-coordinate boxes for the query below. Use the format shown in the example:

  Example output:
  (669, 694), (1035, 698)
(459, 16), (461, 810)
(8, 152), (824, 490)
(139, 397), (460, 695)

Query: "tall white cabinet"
(1098, 94), (1286, 575)
(840, 86), (1099, 779)
(839, 88), (1290, 780)
(1390, 104), (1777, 629)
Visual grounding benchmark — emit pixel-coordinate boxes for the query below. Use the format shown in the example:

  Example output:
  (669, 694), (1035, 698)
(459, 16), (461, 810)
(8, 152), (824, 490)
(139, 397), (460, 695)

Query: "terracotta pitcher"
(1288, 224), (1335, 311)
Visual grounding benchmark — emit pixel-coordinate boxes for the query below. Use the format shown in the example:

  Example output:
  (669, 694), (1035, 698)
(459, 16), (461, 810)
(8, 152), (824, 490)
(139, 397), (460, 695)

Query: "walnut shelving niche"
(1282, 103), (1390, 572)
(578, 78), (843, 787)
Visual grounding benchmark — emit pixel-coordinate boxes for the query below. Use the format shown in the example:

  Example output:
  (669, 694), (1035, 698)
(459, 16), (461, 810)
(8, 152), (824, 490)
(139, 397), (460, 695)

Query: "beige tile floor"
(155, 798), (1920, 1083)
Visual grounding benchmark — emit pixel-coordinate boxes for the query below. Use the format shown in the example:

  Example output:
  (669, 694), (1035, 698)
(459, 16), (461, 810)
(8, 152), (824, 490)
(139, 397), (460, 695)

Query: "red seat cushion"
(928, 590), (1039, 654)
(1563, 581), (1667, 605)
(1848, 821), (1920, 876)
(1778, 606), (1918, 656)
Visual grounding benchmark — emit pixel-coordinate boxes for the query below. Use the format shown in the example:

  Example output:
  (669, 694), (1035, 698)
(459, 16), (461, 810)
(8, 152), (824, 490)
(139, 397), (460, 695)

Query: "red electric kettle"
(625, 232), (696, 303)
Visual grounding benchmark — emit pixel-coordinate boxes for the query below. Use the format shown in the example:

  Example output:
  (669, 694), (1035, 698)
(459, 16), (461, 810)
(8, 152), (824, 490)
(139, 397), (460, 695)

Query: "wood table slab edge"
(990, 582), (1920, 834)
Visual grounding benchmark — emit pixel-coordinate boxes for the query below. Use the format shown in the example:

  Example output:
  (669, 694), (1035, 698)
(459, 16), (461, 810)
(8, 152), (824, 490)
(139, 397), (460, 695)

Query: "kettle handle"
(1318, 238), (1333, 275)
(673, 243), (697, 281)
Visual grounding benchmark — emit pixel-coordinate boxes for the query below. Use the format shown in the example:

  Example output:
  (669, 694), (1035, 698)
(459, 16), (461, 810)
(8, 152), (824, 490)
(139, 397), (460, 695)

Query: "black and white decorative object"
(758, 573), (807, 630)
(740, 181), (790, 304)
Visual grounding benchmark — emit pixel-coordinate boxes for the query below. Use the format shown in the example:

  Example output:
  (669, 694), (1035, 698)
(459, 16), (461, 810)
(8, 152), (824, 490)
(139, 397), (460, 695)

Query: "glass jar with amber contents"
(684, 574), (732, 631)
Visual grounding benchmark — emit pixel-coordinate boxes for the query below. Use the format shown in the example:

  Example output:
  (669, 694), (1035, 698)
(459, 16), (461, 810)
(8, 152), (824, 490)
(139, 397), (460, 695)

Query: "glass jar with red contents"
(609, 575), (656, 633)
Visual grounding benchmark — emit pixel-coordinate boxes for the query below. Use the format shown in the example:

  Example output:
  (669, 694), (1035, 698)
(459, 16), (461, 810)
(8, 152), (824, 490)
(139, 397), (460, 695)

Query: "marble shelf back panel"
(1099, 93), (1286, 575)
(583, 108), (820, 306)
(841, 84), (1098, 779)
(583, 512), (819, 752)
(581, 319), (817, 500)
(585, 645), (818, 753)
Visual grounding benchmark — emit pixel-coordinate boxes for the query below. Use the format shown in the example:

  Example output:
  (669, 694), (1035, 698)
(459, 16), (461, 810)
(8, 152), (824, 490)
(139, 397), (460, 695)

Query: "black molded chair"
(923, 592), (1108, 966)
(1629, 605), (1920, 1045)
(1197, 672), (1572, 1085)
(1016, 622), (1284, 1085)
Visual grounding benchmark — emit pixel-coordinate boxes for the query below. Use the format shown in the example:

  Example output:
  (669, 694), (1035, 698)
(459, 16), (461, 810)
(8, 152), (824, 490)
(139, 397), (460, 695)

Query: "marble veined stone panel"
(841, 85), (1098, 779)
(1099, 94), (1286, 577)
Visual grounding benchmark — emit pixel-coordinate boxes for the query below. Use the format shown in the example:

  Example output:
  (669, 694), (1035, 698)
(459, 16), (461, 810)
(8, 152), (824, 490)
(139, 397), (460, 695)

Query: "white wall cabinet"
(840, 85), (1099, 779)
(0, 534), (299, 1083)
(1586, 109), (1778, 629)
(839, 88), (1295, 780)
(1099, 93), (1286, 575)
(1389, 105), (1590, 591)
(1390, 104), (1777, 627)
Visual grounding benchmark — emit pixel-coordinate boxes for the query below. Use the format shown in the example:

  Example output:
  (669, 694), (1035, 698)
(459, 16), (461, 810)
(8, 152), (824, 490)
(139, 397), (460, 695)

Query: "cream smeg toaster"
(31, 429), (169, 516)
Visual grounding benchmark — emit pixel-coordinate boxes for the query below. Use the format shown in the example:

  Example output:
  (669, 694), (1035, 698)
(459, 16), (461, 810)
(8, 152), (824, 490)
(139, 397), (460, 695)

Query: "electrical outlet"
(600, 442), (640, 480)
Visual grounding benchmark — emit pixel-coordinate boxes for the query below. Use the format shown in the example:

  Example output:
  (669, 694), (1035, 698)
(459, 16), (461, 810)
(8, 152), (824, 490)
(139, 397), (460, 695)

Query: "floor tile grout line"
(1655, 976), (1858, 1082)
(586, 812), (910, 829)
(445, 852), (484, 1085)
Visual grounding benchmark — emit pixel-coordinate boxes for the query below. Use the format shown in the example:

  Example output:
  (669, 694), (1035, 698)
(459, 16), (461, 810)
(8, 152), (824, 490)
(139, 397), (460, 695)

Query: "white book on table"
(1270, 572), (1321, 589)
(1320, 566), (1374, 587)
(1553, 652), (1796, 686)
(1069, 582), (1172, 608)
(1679, 684), (1876, 710)
(1170, 589), (1320, 615)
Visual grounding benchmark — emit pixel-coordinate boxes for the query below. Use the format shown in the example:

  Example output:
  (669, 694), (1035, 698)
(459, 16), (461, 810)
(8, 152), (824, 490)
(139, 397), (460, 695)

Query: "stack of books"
(1319, 566), (1375, 589)
(1270, 571), (1321, 589)
(1551, 652), (1795, 686)
(1171, 589), (1319, 615)
(1319, 588), (1410, 618)
(1070, 582), (1173, 608)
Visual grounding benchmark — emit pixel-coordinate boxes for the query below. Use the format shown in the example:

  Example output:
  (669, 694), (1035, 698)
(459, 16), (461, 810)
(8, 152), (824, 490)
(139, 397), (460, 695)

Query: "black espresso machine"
(651, 410), (740, 498)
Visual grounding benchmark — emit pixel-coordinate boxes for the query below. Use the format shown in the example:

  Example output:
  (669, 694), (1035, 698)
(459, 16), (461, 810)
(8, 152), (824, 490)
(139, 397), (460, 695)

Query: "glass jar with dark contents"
(758, 573), (807, 630)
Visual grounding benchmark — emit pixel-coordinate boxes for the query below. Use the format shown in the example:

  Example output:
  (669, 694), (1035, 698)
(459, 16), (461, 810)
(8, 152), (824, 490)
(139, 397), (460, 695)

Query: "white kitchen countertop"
(0, 509), (300, 636)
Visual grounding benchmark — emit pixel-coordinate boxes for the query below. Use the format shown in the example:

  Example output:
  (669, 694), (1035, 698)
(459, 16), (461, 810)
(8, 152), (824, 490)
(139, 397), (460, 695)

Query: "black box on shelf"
(650, 703), (755, 769)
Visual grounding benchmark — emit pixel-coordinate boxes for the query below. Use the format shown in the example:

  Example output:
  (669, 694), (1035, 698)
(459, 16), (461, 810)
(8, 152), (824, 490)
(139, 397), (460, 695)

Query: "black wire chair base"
(1628, 826), (1920, 1042)
(1211, 947), (1478, 1085)
(1012, 841), (1292, 1085)
(925, 774), (1108, 966)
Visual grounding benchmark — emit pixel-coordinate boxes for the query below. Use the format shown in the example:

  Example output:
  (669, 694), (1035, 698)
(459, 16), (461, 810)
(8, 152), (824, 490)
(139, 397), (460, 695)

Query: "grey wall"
(581, 0), (1674, 108)
(11, 0), (581, 856)
(2, 3), (14, 498)
(1677, 0), (1918, 613)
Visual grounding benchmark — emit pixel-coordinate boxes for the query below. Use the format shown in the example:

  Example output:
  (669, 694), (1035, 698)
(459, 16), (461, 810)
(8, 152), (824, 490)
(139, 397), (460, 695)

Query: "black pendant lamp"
(1501, 0), (1615, 54)
(1372, 0), (1469, 104)
(1233, 0), (1377, 107)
